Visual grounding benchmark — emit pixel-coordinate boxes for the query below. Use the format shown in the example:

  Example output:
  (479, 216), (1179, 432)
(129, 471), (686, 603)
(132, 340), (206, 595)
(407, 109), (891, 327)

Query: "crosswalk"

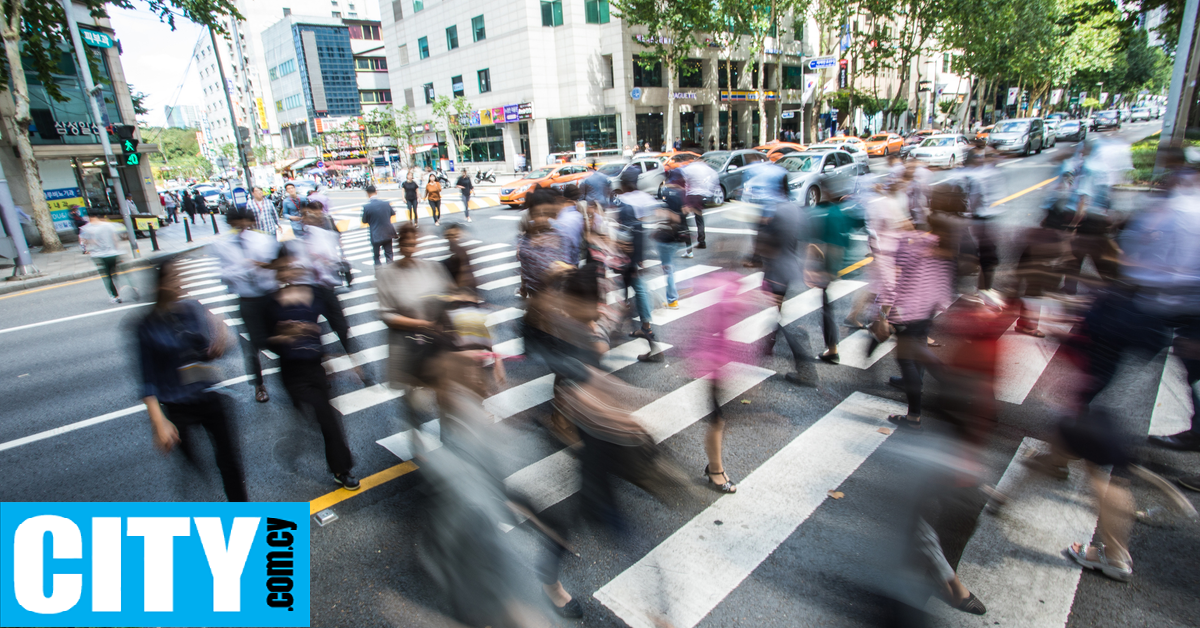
(166, 227), (1193, 628)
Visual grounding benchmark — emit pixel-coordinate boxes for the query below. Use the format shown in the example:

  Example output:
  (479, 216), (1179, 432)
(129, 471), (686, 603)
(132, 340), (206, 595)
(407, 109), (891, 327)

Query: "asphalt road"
(1, 119), (1196, 628)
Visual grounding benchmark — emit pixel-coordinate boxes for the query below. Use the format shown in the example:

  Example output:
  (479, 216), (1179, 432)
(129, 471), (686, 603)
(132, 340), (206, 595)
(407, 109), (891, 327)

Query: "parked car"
(900, 129), (938, 159)
(910, 134), (973, 168)
(1042, 121), (1058, 148)
(1120, 109), (1132, 123)
(988, 118), (1046, 155)
(1130, 107), (1152, 122)
(863, 133), (904, 157)
(1045, 112), (1068, 123)
(499, 163), (592, 208)
(1055, 119), (1087, 142)
(779, 150), (860, 206)
(700, 149), (768, 204)
(974, 125), (994, 143)
(808, 142), (870, 173)
(592, 158), (665, 194)
(812, 136), (868, 153)
(755, 141), (808, 162)
(661, 150), (702, 171)
(1093, 110), (1122, 131)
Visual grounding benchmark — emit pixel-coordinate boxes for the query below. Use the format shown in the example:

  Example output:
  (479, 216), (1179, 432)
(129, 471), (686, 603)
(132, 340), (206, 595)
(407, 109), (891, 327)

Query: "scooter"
(474, 169), (497, 183)
(433, 169), (451, 186)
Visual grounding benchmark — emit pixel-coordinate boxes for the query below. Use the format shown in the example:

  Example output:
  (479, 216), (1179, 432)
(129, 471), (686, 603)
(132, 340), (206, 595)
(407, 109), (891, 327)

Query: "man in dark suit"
(360, 185), (397, 265)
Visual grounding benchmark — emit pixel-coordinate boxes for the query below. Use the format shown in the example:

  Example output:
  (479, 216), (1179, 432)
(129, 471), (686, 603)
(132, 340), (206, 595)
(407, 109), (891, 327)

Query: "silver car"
(584, 159), (664, 194)
(988, 118), (1046, 155)
(780, 151), (860, 206)
(700, 149), (769, 203)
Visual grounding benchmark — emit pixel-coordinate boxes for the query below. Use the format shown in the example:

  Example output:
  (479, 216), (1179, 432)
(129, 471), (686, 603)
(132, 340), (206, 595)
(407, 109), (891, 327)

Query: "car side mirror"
(727, 165), (738, 172)
(823, 163), (835, 173)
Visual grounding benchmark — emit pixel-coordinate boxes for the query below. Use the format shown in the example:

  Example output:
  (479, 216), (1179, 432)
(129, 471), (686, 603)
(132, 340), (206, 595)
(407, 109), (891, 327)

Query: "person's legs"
(462, 192), (470, 219)
(372, 240), (384, 265)
(283, 360), (354, 475)
(656, 240), (679, 302)
(194, 393), (249, 502)
(431, 200), (441, 223)
(314, 285), (357, 355)
(95, 256), (118, 298)
(237, 296), (270, 391)
(972, 220), (999, 291)
(381, 239), (393, 263)
(821, 286), (839, 352)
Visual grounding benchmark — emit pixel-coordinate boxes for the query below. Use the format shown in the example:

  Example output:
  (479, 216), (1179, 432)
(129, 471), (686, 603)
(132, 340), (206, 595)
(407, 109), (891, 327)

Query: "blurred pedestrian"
(361, 184), (397, 265)
(79, 213), (129, 304)
(163, 191), (178, 224)
(424, 173), (443, 225)
(612, 167), (661, 360)
(681, 159), (718, 250)
(758, 197), (819, 387)
(191, 190), (208, 223)
(247, 186), (278, 236)
(212, 207), (279, 403)
(182, 190), (197, 224)
(402, 171), (420, 223)
(456, 169), (474, 223)
(294, 204), (367, 383)
(442, 222), (478, 295)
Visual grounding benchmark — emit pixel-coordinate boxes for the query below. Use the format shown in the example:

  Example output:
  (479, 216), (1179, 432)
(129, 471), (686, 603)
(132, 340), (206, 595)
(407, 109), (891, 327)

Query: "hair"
(285, 182), (296, 189)
(251, 186), (263, 193)
(441, 221), (463, 235)
(428, 173), (438, 183)
(225, 206), (254, 224)
(150, 253), (184, 307)
(365, 184), (377, 194)
(397, 221), (419, 242)
(527, 187), (562, 211)
(561, 184), (582, 201)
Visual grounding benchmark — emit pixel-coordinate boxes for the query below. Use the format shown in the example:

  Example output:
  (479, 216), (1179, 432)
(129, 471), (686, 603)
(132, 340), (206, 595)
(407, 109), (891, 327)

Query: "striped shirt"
(248, 198), (278, 235)
(883, 232), (953, 324)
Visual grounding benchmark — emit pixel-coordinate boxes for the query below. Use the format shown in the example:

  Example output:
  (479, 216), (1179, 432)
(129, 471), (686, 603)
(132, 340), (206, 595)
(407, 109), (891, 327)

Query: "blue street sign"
(807, 57), (837, 70)
(232, 186), (248, 210)
(316, 161), (325, 169)
(630, 87), (643, 100)
(373, 157), (387, 167)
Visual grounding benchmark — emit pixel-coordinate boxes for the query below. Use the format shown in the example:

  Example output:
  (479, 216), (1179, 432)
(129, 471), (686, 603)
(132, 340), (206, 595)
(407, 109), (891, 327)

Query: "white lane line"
(223, 318), (243, 327)
(418, 234), (437, 241)
(607, 265), (720, 305)
(468, 243), (511, 255)
(694, 227), (757, 235)
(835, 330), (897, 370)
(486, 307), (524, 327)
(180, 279), (220, 290)
(0, 302), (153, 336)
(330, 383), (405, 416)
(491, 215), (522, 221)
(726, 280), (865, 344)
(995, 317), (1069, 405)
(929, 438), (1102, 627)
(208, 305), (240, 315)
(506, 362), (775, 525)
(417, 238), (449, 248)
(178, 265), (219, 278)
(474, 261), (522, 278)
(199, 293), (238, 305)
(472, 250), (517, 265)
(319, 320), (387, 345)
(342, 302), (379, 316)
(413, 246), (450, 257)
(647, 272), (763, 327)
(478, 275), (522, 291)
(338, 287), (378, 301)
(174, 256), (217, 268)
(187, 286), (228, 296)
(593, 392), (906, 628)
(1150, 351), (1193, 436)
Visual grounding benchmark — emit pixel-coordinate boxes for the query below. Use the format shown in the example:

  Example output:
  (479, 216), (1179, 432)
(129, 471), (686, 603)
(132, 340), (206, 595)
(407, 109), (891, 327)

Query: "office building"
(163, 104), (202, 129)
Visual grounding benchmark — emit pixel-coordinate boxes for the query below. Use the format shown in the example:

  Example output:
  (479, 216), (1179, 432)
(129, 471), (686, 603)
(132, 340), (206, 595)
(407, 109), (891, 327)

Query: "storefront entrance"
(635, 113), (663, 152)
(717, 110), (741, 150)
(679, 110), (704, 149)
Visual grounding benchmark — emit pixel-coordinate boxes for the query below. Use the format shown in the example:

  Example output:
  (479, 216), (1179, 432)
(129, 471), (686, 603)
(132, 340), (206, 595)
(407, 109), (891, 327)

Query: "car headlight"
(788, 180), (802, 188)
(501, 188), (513, 194)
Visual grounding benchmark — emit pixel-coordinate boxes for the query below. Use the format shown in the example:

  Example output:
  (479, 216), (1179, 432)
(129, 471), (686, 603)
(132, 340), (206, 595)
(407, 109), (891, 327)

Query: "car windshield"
(598, 163), (625, 176)
(868, 134), (890, 141)
(527, 167), (555, 179)
(921, 137), (956, 147)
(1060, 122), (1079, 129)
(1098, 111), (1118, 119)
(778, 156), (821, 173)
(703, 152), (729, 170)
(993, 120), (1030, 133)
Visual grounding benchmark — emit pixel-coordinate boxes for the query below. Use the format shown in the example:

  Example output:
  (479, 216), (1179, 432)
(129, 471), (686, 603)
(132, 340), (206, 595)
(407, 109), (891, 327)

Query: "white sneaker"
(110, 297), (122, 304)
(467, 217), (472, 223)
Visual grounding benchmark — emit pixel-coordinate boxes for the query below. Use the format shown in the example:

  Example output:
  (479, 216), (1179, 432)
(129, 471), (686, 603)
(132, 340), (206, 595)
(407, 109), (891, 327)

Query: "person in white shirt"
(247, 186), (278, 235)
(122, 193), (138, 216)
(79, 214), (129, 303)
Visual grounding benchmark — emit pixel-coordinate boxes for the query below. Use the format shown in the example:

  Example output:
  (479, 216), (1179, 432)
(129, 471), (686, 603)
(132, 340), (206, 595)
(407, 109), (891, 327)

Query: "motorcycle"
(433, 169), (451, 186)
(474, 169), (496, 183)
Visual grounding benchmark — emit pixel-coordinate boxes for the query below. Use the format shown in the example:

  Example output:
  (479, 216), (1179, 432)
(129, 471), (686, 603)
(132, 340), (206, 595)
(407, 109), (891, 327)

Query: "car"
(812, 136), (867, 153)
(988, 118), (1046, 155)
(1042, 123), (1058, 148)
(592, 158), (666, 194)
(1045, 112), (1068, 123)
(700, 149), (769, 204)
(662, 151), (702, 171)
(755, 142), (808, 162)
(1055, 119), (1087, 142)
(900, 129), (938, 159)
(189, 185), (224, 211)
(909, 134), (973, 168)
(975, 125), (994, 143)
(779, 150), (861, 206)
(1130, 107), (1151, 122)
(807, 142), (870, 173)
(499, 163), (593, 208)
(1093, 110), (1122, 131)
(863, 133), (904, 157)
(286, 179), (319, 197)
(1120, 109), (1132, 123)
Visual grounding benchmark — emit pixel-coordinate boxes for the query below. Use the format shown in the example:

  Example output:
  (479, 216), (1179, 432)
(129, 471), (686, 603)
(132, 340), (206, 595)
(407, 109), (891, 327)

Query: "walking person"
(612, 168), (660, 360)
(402, 171), (420, 223)
(361, 184), (397, 265)
(682, 158), (718, 250)
(80, 214), (130, 303)
(294, 204), (368, 383)
(192, 190), (209, 223)
(247, 186), (278, 236)
(455, 169), (474, 223)
(122, 193), (138, 216)
(137, 255), (248, 502)
(212, 207), (279, 404)
(182, 189), (197, 224)
(758, 197), (820, 387)
(655, 172), (690, 309)
(281, 182), (305, 235)
(163, 191), (178, 224)
(424, 173), (443, 225)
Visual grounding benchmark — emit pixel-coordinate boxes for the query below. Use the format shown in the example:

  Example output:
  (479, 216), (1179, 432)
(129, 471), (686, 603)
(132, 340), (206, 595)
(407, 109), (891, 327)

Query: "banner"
(1100, 92), (1109, 103)
(44, 187), (85, 231)
(1006, 87), (1019, 106)
(1050, 89), (1063, 105)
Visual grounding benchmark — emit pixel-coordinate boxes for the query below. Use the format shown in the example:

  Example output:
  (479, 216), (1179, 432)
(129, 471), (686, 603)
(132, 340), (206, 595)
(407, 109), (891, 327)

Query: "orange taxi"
(662, 151), (702, 171)
(499, 163), (593, 208)
(863, 133), (903, 157)
(755, 142), (808, 162)
(975, 125), (994, 143)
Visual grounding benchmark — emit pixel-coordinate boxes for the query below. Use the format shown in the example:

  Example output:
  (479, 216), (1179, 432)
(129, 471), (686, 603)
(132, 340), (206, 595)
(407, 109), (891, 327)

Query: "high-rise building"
(163, 104), (202, 129)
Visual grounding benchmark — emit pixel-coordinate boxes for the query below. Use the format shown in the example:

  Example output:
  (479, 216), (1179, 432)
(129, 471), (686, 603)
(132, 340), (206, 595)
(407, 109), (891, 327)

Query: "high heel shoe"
(703, 464), (737, 493)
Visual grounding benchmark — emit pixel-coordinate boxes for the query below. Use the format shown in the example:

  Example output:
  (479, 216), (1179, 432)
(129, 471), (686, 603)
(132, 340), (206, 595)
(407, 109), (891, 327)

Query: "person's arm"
(144, 396), (179, 453)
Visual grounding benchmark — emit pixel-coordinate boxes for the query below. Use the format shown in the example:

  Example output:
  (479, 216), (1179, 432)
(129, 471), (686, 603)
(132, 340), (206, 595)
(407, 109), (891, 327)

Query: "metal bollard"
(148, 224), (160, 251)
(184, 218), (192, 243)
(212, 212), (220, 235)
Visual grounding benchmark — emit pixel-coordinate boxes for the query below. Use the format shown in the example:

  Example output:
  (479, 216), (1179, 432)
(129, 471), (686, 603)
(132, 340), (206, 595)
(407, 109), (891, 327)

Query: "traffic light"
(120, 138), (139, 166)
(120, 138), (139, 153)
(123, 152), (140, 166)
(111, 124), (136, 140)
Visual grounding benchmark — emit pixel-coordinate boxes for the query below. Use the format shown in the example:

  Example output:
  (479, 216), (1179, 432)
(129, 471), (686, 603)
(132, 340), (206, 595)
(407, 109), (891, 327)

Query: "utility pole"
(229, 18), (261, 149)
(1157, 0), (1199, 173)
(59, 0), (138, 257)
(209, 25), (255, 188)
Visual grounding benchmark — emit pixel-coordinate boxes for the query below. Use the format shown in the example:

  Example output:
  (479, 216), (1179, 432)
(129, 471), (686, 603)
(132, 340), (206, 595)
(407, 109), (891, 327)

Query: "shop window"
(462, 125), (505, 162)
(477, 68), (491, 93)
(677, 59), (703, 88)
(541, 0), (563, 26)
(446, 25), (459, 50)
(452, 75), (465, 97)
(418, 36), (429, 59)
(423, 82), (435, 104)
(546, 115), (618, 153)
(472, 15), (486, 41)
(585, 0), (609, 24)
(633, 60), (662, 88)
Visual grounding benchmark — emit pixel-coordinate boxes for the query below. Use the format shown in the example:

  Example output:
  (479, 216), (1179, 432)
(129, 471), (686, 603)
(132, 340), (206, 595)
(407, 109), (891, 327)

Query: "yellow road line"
(309, 460), (418, 515)
(837, 256), (873, 277)
(0, 264), (156, 301)
(989, 176), (1058, 207)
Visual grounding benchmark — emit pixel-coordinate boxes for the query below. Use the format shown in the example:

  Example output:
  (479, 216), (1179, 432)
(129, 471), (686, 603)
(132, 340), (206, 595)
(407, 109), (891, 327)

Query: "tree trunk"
(665, 58), (676, 151)
(725, 54), (733, 150)
(775, 40), (784, 140)
(974, 76), (987, 127)
(757, 52), (768, 143)
(2, 15), (63, 252)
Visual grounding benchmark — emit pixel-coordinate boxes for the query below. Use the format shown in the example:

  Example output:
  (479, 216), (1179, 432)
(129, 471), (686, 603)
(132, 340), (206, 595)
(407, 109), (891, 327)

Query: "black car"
(1093, 110), (1121, 131)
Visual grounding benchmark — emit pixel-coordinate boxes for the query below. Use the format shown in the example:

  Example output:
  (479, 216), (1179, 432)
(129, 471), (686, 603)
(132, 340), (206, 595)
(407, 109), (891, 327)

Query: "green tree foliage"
(431, 95), (475, 161)
(128, 83), (150, 116)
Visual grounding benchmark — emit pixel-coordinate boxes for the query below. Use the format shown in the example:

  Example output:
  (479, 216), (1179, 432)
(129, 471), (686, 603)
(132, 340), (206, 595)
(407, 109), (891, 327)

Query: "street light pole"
(59, 0), (138, 258)
(209, 25), (255, 188)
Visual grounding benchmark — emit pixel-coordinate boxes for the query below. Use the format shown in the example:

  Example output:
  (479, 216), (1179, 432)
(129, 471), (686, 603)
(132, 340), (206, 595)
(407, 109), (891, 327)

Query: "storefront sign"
(503, 104), (519, 123)
(671, 92), (697, 100)
(256, 98), (268, 129)
(781, 111), (795, 119)
(480, 109), (493, 125)
(45, 187), (85, 231)
(807, 56), (836, 70)
(80, 29), (113, 48)
(53, 121), (102, 137)
(491, 107), (504, 123)
(574, 141), (587, 161)
(720, 91), (778, 102)
(517, 102), (534, 120)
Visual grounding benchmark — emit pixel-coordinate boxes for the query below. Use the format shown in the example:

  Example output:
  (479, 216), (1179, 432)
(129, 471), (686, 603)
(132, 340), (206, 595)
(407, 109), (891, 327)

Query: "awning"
(328, 158), (368, 166)
(288, 158), (317, 170)
(413, 144), (435, 154)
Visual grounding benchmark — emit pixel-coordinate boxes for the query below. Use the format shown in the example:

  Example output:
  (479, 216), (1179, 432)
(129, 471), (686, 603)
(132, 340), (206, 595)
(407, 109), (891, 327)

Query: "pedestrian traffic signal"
(123, 152), (140, 166)
(120, 139), (138, 153)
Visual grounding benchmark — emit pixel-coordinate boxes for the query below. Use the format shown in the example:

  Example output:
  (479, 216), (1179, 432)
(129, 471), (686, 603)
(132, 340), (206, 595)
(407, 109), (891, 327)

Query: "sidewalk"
(0, 216), (224, 295)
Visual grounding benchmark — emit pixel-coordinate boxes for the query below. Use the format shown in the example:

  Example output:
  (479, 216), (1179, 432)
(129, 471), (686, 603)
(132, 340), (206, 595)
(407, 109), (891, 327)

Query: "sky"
(107, 7), (207, 128)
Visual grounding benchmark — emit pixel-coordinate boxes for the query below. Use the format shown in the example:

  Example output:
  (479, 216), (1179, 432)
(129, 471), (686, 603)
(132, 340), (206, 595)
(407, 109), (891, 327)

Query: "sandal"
(887, 414), (922, 430)
(255, 385), (270, 403)
(704, 464), (737, 493)
(950, 591), (987, 615)
(1016, 326), (1046, 338)
(1066, 542), (1132, 582)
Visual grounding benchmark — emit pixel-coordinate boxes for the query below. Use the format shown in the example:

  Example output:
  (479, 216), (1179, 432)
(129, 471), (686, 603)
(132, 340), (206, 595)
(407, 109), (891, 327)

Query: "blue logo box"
(1, 502), (309, 627)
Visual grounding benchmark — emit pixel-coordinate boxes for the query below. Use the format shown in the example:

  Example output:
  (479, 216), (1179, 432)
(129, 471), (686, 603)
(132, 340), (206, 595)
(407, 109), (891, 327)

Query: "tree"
(431, 95), (474, 164)
(0, 0), (241, 251)
(128, 83), (149, 116)
(611, 0), (708, 149)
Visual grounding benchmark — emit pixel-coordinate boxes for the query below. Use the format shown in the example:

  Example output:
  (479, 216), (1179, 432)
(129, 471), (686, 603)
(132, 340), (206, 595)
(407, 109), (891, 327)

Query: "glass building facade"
(25, 45), (124, 145)
(292, 23), (360, 137)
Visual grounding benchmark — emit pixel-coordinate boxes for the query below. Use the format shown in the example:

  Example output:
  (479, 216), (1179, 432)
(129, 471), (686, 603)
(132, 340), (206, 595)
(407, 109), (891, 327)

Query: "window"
(546, 115), (618, 153)
(477, 68), (491, 93)
(356, 57), (388, 71)
(362, 24), (381, 40)
(782, 65), (804, 89)
(678, 59), (702, 88)
(392, 0), (403, 20)
(332, 11), (341, 17)
(462, 125), (505, 162)
(269, 67), (278, 80)
(451, 75), (464, 97)
(331, 1), (337, 5)
(413, 0), (423, 12)
(585, 0), (609, 24)
(942, 52), (952, 73)
(283, 94), (303, 110)
(275, 99), (284, 112)
(423, 82), (435, 104)
(398, 44), (410, 65)
(404, 87), (415, 107)
(446, 25), (459, 50)
(418, 36), (429, 59)
(472, 15), (486, 41)
(349, 3), (355, 8)
(633, 60), (662, 87)
(601, 54), (614, 88)
(541, 0), (563, 26)
(360, 89), (393, 104)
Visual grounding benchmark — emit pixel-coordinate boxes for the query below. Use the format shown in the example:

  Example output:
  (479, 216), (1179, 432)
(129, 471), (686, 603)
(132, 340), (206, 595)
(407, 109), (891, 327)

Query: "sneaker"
(666, 300), (679, 309)
(466, 217), (472, 223)
(696, 242), (707, 249)
(682, 251), (694, 258)
(110, 297), (122, 304)
(334, 473), (360, 490)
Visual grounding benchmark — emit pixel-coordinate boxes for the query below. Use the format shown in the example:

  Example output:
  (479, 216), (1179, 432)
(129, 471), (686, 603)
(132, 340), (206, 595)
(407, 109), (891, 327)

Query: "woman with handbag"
(137, 256), (248, 502)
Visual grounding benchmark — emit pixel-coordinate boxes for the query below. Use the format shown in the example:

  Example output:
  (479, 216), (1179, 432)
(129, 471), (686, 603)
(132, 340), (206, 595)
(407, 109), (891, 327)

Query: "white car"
(808, 141), (870, 174)
(909, 134), (973, 168)
(1130, 107), (1151, 122)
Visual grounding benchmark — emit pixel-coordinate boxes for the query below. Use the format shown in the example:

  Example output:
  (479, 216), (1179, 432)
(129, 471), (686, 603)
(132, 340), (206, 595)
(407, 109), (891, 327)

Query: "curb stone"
(0, 241), (209, 296)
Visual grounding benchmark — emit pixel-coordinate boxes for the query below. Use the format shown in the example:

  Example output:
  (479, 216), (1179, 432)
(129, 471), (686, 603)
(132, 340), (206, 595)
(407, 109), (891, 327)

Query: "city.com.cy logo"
(0, 502), (309, 627)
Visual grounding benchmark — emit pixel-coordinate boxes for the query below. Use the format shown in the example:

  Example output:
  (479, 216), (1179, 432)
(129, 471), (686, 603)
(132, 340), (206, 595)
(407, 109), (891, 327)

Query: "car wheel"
(714, 185), (726, 206)
(1022, 142), (1031, 157)
(948, 155), (956, 169)
(805, 186), (819, 207)
(1036, 140), (1043, 154)
(883, 147), (889, 156)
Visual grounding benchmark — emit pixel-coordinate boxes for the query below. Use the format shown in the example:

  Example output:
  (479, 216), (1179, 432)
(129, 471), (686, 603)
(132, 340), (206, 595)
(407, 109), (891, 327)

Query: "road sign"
(316, 161), (325, 168)
(231, 187), (248, 210)
(80, 29), (113, 48)
(781, 111), (795, 119)
(630, 87), (643, 100)
(806, 57), (836, 70)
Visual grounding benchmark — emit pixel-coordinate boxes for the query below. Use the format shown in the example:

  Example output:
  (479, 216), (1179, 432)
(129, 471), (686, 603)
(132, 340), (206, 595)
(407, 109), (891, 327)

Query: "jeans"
(429, 200), (441, 222)
(372, 239), (393, 265)
(970, 219), (999, 290)
(406, 199), (419, 222)
(279, 358), (354, 475)
(162, 392), (248, 502)
(684, 194), (706, 245)
(895, 319), (937, 417)
(94, 255), (119, 298)
(619, 264), (652, 325)
(237, 296), (271, 386)
(656, 240), (681, 302)
(461, 192), (471, 218)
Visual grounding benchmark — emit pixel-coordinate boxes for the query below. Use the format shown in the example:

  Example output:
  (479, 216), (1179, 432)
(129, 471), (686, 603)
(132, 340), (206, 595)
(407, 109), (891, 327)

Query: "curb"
(0, 241), (209, 296)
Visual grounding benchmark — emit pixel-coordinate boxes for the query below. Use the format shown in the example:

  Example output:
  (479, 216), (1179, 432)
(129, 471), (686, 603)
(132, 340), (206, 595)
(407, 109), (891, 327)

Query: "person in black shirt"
(401, 170), (420, 223)
(455, 170), (474, 222)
